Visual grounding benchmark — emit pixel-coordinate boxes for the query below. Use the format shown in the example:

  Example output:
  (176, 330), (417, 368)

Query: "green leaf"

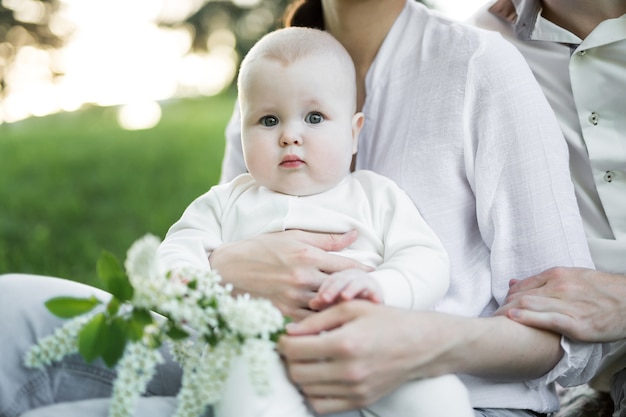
(96, 251), (134, 301)
(127, 309), (153, 341)
(45, 296), (101, 318)
(270, 317), (291, 343)
(205, 331), (219, 347)
(78, 313), (107, 363)
(101, 317), (128, 368)
(132, 308), (153, 325)
(106, 298), (121, 316)
(166, 325), (189, 341)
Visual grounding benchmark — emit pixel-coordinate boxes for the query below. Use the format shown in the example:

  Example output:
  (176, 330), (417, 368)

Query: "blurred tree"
(0, 0), (63, 97)
(0, 0), (429, 101)
(176, 0), (430, 62)
(0, 0), (289, 100)
(163, 0), (431, 70)
(179, 0), (290, 59)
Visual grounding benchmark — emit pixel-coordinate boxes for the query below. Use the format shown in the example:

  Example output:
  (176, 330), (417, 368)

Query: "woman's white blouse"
(220, 0), (604, 412)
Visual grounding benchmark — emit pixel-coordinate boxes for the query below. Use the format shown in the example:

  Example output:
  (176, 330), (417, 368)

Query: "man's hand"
(497, 267), (626, 342)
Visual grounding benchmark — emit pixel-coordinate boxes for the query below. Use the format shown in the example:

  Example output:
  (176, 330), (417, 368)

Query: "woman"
(213, 0), (604, 416)
(0, 0), (604, 416)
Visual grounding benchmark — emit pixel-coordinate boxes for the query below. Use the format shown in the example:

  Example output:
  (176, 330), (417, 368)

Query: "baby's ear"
(352, 112), (365, 153)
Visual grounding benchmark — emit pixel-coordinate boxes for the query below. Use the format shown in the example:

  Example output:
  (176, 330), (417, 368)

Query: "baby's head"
(237, 27), (364, 196)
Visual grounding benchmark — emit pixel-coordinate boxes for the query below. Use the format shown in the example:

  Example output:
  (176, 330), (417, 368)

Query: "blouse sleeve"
(219, 100), (248, 184)
(466, 32), (604, 387)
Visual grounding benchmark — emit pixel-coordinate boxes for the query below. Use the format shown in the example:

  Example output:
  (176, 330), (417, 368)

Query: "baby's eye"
(305, 112), (324, 124)
(260, 116), (278, 127)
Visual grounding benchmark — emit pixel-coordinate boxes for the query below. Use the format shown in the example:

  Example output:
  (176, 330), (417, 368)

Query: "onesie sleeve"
(157, 186), (226, 273)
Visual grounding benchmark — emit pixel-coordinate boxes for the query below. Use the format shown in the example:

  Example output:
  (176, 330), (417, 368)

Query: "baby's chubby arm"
(308, 172), (450, 312)
(354, 171), (450, 310)
(157, 188), (225, 273)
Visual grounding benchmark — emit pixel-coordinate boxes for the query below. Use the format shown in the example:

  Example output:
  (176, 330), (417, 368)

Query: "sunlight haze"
(0, 0), (488, 127)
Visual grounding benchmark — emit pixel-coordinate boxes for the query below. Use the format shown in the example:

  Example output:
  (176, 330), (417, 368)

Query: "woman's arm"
(465, 31), (602, 389)
(278, 301), (562, 414)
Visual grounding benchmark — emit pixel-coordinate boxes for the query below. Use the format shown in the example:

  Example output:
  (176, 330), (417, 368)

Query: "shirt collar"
(534, 13), (582, 43)
(489, 0), (626, 47)
(487, 0), (580, 43)
(488, 0), (541, 40)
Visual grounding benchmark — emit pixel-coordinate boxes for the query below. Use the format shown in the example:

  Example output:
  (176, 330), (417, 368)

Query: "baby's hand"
(309, 269), (383, 311)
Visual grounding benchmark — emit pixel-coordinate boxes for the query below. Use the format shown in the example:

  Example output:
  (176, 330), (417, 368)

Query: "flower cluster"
(24, 234), (287, 417)
(24, 312), (94, 368)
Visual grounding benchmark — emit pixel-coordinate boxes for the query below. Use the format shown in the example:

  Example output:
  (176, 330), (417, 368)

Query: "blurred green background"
(0, 91), (236, 287)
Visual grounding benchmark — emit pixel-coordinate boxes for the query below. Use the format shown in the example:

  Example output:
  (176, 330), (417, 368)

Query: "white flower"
(109, 342), (164, 417)
(174, 339), (237, 417)
(242, 338), (279, 395)
(219, 294), (285, 339)
(130, 278), (168, 310)
(124, 233), (162, 284)
(24, 313), (94, 368)
(26, 233), (288, 417)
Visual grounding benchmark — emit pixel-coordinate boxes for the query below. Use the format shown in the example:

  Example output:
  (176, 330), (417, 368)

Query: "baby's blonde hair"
(237, 27), (357, 102)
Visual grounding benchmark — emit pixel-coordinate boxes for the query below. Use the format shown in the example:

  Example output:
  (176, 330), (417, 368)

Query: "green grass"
(0, 92), (237, 287)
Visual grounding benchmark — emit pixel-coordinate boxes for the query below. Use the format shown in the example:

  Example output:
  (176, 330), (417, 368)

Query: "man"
(469, 0), (626, 414)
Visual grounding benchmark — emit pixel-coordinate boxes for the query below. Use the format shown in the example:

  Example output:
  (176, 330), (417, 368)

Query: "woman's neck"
(541, 0), (626, 39)
(321, 0), (405, 110)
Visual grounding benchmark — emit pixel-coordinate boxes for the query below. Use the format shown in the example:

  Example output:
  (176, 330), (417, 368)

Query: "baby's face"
(239, 56), (361, 196)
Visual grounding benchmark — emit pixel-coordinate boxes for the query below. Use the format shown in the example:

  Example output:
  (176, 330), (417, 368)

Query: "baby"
(158, 27), (473, 417)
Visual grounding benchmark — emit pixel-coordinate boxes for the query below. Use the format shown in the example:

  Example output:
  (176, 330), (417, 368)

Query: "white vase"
(214, 352), (314, 417)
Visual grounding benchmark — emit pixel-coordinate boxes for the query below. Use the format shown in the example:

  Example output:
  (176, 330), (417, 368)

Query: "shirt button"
(578, 49), (587, 56)
(604, 171), (615, 182)
(589, 112), (599, 125)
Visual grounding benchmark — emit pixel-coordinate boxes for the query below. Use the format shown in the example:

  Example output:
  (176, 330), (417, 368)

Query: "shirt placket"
(569, 27), (626, 239)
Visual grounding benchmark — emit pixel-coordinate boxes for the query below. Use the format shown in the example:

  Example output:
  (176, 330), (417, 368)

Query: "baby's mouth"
(280, 155), (305, 167)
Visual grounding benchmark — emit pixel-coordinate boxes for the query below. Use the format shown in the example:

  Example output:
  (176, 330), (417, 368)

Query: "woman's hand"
(277, 301), (461, 414)
(209, 230), (372, 321)
(278, 300), (562, 414)
(497, 267), (626, 342)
